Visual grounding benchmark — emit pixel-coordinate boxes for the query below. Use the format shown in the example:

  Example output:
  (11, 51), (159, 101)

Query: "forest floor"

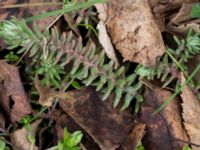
(0, 0), (200, 150)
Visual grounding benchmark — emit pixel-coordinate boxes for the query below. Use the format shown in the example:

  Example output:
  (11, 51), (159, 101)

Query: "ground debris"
(12, 119), (41, 150)
(0, 61), (32, 122)
(138, 86), (188, 150)
(181, 75), (200, 150)
(59, 87), (144, 150)
(107, 0), (165, 67)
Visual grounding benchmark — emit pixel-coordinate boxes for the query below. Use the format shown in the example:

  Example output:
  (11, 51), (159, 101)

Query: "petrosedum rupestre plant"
(136, 30), (200, 89)
(0, 18), (143, 111)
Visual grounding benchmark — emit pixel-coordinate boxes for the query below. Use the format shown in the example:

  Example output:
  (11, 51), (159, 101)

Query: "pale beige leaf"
(97, 21), (119, 68)
(95, 3), (119, 68)
(12, 119), (41, 150)
(107, 0), (165, 67)
(181, 75), (200, 150)
(0, 61), (32, 122)
(95, 3), (107, 22)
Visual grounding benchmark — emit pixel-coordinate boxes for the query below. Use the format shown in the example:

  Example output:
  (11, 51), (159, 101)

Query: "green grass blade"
(25, 0), (107, 22)
(152, 64), (200, 116)
(191, 3), (200, 18)
(0, 2), (62, 9)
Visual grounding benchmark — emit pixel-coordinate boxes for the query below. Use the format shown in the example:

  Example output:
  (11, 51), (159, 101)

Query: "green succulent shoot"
(37, 53), (65, 88)
(49, 128), (83, 150)
(0, 17), (34, 49)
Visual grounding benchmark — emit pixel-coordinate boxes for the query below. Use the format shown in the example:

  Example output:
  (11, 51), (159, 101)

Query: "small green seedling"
(4, 51), (19, 64)
(0, 139), (5, 150)
(0, 138), (10, 150)
(21, 116), (36, 150)
(182, 145), (192, 150)
(136, 143), (145, 150)
(191, 3), (200, 18)
(49, 128), (83, 150)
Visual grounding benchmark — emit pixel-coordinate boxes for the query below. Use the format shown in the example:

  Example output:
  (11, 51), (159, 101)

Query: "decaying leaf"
(0, 0), (61, 29)
(35, 75), (57, 107)
(0, 61), (32, 122)
(59, 87), (144, 150)
(187, 54), (200, 84)
(181, 75), (200, 150)
(126, 123), (146, 150)
(56, 114), (101, 150)
(28, 0), (61, 29)
(149, 1), (200, 33)
(97, 21), (119, 68)
(95, 3), (119, 68)
(138, 86), (188, 150)
(0, 0), (27, 21)
(167, 3), (200, 35)
(107, 0), (165, 67)
(0, 112), (5, 129)
(12, 119), (41, 150)
(171, 3), (193, 24)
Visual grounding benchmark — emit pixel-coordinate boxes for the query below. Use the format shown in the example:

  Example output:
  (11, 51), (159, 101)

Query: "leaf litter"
(0, 0), (200, 150)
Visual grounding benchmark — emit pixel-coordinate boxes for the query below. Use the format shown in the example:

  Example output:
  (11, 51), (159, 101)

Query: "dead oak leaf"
(0, 112), (5, 129)
(59, 87), (142, 150)
(55, 114), (101, 150)
(0, 0), (61, 29)
(138, 86), (188, 150)
(181, 75), (200, 150)
(0, 61), (32, 122)
(107, 0), (165, 67)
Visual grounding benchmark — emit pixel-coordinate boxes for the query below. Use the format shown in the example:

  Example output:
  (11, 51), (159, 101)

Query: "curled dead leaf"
(138, 86), (188, 150)
(167, 3), (200, 35)
(56, 114), (101, 150)
(59, 87), (143, 150)
(35, 75), (57, 107)
(95, 3), (119, 68)
(181, 75), (200, 150)
(97, 21), (119, 68)
(107, 0), (165, 67)
(0, 112), (5, 129)
(0, 61), (32, 122)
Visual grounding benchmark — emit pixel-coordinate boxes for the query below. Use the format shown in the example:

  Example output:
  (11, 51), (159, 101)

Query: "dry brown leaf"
(35, 75), (57, 107)
(171, 3), (193, 24)
(0, 0), (27, 21)
(126, 123), (146, 150)
(181, 75), (200, 150)
(0, 0), (61, 29)
(107, 0), (165, 67)
(138, 86), (188, 150)
(97, 21), (119, 68)
(28, 0), (61, 30)
(167, 3), (200, 35)
(0, 61), (32, 122)
(12, 119), (41, 150)
(95, 3), (119, 68)
(149, 1), (199, 33)
(187, 54), (200, 84)
(0, 112), (5, 129)
(59, 87), (143, 150)
(56, 114), (101, 150)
